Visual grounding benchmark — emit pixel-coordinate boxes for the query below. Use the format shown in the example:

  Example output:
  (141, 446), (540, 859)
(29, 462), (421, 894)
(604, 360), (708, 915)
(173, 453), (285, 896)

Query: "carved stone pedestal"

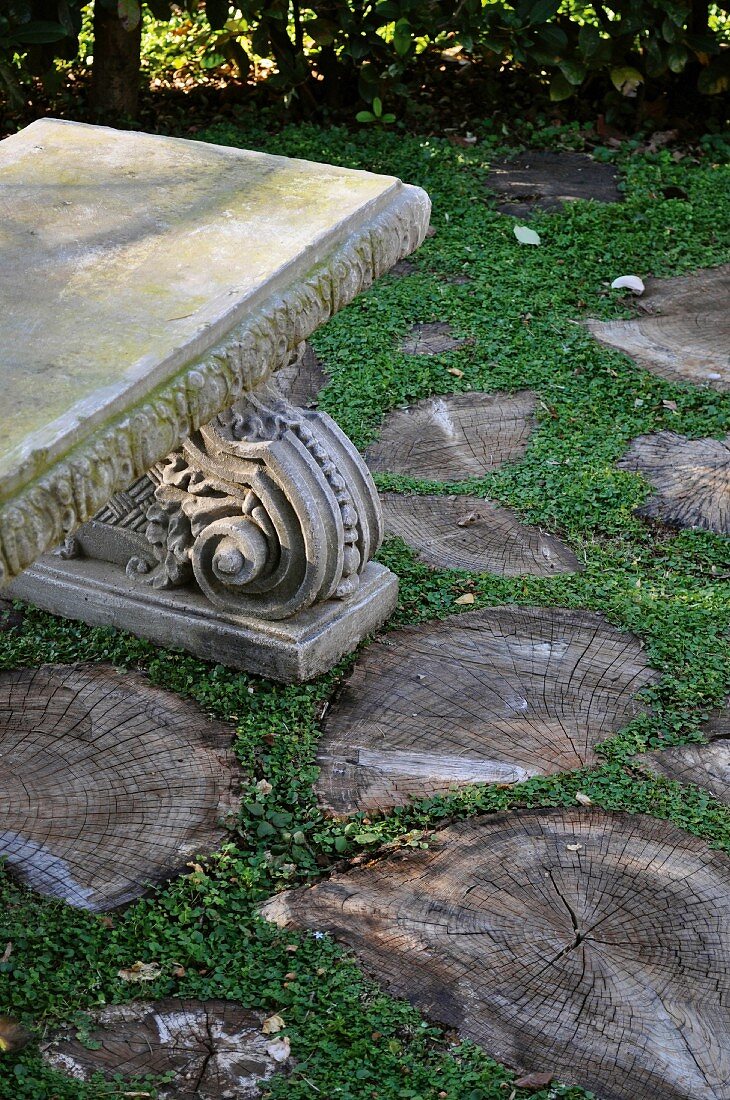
(9, 380), (398, 682)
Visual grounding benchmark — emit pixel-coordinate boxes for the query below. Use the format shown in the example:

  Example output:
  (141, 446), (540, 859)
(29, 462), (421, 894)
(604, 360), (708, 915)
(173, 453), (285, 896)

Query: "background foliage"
(1, 0), (729, 118)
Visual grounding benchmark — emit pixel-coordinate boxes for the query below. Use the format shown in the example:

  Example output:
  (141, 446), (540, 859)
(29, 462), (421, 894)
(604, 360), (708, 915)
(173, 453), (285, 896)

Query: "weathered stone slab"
(0, 119), (430, 583)
(10, 558), (397, 682)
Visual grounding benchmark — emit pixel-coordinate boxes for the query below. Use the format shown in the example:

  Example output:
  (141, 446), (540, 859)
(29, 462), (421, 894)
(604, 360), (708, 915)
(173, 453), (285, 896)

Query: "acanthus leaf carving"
(124, 381), (383, 621)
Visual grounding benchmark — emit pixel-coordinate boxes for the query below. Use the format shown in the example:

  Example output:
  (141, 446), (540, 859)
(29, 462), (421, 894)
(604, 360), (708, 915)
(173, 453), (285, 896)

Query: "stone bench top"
(0, 119), (429, 583)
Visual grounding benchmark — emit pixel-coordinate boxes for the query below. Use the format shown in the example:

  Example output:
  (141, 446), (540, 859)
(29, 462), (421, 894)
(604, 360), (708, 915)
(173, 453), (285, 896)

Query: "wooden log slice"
(42, 999), (290, 1098)
(0, 665), (241, 910)
(400, 322), (466, 356)
(316, 606), (656, 813)
(275, 342), (329, 407)
(586, 266), (730, 391)
(486, 151), (621, 217)
(261, 808), (730, 1100)
(380, 493), (582, 575)
(637, 702), (730, 806)
(617, 431), (730, 534)
(367, 391), (537, 480)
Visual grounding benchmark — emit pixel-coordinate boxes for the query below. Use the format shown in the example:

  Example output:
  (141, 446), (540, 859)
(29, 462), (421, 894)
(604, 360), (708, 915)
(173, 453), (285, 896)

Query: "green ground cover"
(0, 120), (729, 1100)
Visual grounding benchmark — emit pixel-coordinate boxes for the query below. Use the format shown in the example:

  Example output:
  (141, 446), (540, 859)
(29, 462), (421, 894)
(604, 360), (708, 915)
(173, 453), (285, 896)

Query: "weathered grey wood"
(0, 664), (241, 909)
(262, 808), (730, 1100)
(42, 1000), (291, 1098)
(316, 606), (656, 812)
(637, 702), (730, 805)
(400, 322), (466, 356)
(380, 493), (582, 575)
(586, 266), (730, 391)
(617, 431), (730, 534)
(367, 391), (537, 480)
(486, 151), (621, 217)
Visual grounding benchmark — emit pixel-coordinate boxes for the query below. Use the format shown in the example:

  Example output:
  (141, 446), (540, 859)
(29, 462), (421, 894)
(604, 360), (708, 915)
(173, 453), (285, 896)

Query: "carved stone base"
(8, 558), (397, 682)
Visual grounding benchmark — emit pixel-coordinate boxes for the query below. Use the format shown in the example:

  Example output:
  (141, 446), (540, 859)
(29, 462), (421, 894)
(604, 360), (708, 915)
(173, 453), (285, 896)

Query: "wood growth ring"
(366, 391), (537, 481)
(316, 606), (656, 813)
(262, 808), (730, 1100)
(0, 664), (241, 910)
(380, 492), (582, 575)
(42, 999), (291, 1098)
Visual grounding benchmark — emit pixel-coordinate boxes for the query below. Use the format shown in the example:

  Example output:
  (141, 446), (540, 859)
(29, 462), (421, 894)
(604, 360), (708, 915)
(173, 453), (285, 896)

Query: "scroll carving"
(119, 381), (384, 621)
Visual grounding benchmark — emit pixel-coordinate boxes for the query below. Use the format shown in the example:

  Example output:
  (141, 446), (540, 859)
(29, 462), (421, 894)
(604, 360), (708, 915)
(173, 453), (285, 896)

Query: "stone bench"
(0, 119), (430, 680)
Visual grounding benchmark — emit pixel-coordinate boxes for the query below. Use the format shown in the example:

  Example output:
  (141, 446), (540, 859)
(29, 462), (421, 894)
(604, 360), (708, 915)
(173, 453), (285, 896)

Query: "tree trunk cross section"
(587, 266), (730, 391)
(0, 664), (241, 910)
(366, 391), (537, 481)
(618, 431), (730, 535)
(316, 606), (657, 813)
(637, 702), (730, 806)
(379, 492), (582, 575)
(42, 1000), (290, 1098)
(262, 808), (730, 1100)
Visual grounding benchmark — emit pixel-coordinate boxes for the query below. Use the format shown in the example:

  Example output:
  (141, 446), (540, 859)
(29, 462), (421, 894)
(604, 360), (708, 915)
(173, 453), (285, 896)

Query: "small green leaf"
(559, 58), (586, 85)
(393, 18), (411, 56)
(514, 224), (541, 245)
(549, 72), (574, 100)
(355, 110), (375, 123)
(13, 20), (67, 44)
(667, 45), (688, 73)
(334, 836), (348, 853)
(610, 65), (644, 96)
(354, 832), (380, 845)
(372, 96), (383, 117)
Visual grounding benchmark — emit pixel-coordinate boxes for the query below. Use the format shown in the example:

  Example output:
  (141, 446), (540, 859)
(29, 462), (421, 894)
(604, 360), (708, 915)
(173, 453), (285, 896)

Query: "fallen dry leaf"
(117, 962), (162, 983)
(256, 779), (273, 795)
(262, 1013), (285, 1035)
(447, 367), (464, 378)
(575, 792), (593, 806)
(455, 593), (475, 605)
(265, 1036), (291, 1063)
(514, 225), (541, 246)
(514, 1070), (555, 1089)
(566, 843), (583, 852)
(662, 399), (678, 413)
(456, 512), (479, 527)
